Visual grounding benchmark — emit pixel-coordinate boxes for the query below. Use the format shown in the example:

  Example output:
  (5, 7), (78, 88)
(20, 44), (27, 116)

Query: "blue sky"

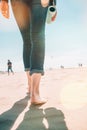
(0, 0), (87, 71)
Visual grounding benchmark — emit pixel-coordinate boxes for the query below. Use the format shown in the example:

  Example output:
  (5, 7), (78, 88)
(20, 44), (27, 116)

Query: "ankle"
(30, 94), (40, 101)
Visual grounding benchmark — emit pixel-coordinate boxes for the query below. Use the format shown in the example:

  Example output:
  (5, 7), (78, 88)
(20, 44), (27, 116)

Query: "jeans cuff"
(25, 68), (30, 71)
(30, 69), (44, 75)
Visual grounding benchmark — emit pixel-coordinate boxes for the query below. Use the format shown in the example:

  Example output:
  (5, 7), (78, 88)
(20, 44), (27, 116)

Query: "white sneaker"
(41, 0), (49, 7)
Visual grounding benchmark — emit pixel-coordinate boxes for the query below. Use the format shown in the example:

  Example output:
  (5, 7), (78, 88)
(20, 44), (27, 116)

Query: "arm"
(1, 0), (8, 1)
(0, 0), (9, 18)
(50, 0), (56, 5)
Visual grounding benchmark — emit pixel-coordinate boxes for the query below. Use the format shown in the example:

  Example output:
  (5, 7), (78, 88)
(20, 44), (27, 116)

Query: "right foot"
(31, 98), (47, 105)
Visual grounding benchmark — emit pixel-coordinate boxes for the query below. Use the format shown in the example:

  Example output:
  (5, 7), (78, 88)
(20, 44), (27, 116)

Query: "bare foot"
(31, 97), (47, 105)
(26, 86), (31, 97)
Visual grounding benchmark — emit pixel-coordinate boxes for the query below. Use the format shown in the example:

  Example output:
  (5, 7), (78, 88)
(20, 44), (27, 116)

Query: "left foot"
(26, 86), (31, 97)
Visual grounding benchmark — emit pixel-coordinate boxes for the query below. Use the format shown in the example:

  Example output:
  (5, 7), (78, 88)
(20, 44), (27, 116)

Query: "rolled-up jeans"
(11, 0), (48, 75)
(24, 3), (48, 75)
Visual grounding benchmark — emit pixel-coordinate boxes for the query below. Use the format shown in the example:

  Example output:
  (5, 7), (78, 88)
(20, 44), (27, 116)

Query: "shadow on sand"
(0, 97), (68, 130)
(0, 96), (29, 130)
(17, 105), (68, 130)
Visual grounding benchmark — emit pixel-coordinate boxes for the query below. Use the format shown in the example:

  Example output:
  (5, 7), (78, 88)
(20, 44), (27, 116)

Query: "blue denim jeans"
(11, 0), (48, 75)
(11, 0), (56, 75)
(23, 3), (48, 75)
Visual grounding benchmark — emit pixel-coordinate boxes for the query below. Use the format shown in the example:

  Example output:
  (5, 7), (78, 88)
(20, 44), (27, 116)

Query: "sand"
(0, 67), (87, 130)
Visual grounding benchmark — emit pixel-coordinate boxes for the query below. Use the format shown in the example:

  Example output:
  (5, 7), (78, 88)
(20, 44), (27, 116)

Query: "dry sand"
(0, 67), (87, 130)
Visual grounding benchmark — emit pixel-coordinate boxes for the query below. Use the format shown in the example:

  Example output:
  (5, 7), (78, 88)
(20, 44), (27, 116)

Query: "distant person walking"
(7, 60), (14, 75)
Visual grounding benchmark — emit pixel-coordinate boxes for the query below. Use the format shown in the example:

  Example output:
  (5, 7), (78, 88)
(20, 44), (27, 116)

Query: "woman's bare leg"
(11, 0), (30, 29)
(26, 71), (31, 94)
(31, 73), (46, 104)
(11, 0), (31, 95)
(11, 1), (46, 104)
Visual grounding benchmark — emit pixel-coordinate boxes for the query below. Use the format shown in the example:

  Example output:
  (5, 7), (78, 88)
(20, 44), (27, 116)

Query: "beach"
(0, 67), (87, 130)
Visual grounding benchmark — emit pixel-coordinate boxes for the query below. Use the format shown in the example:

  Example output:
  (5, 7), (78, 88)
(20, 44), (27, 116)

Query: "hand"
(0, 0), (9, 18)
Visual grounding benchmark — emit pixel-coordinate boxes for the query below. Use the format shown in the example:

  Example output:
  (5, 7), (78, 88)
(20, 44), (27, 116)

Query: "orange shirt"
(0, 0), (9, 18)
